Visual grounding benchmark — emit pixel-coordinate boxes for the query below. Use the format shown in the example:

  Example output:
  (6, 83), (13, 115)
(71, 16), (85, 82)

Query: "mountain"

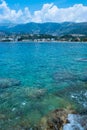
(0, 22), (87, 36)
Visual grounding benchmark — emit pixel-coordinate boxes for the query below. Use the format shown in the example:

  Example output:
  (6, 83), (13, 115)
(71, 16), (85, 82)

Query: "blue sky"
(0, 0), (87, 23)
(2, 0), (87, 12)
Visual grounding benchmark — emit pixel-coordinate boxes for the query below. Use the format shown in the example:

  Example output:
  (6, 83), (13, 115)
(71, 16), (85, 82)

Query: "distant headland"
(0, 22), (87, 42)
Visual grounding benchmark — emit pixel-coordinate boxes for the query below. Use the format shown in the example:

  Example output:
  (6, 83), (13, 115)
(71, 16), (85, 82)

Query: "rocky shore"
(38, 108), (76, 130)
(38, 108), (87, 130)
(0, 107), (87, 130)
(0, 78), (87, 130)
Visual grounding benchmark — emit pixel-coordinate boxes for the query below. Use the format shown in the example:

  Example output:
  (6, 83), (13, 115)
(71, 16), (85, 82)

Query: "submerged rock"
(63, 114), (87, 130)
(70, 89), (87, 110)
(76, 58), (87, 62)
(0, 78), (21, 89)
(24, 87), (46, 99)
(39, 109), (75, 130)
(80, 76), (87, 82)
(39, 108), (87, 130)
(0, 114), (6, 120)
(53, 72), (78, 83)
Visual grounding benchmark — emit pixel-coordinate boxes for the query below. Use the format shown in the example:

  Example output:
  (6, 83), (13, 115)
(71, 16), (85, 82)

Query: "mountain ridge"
(0, 22), (87, 36)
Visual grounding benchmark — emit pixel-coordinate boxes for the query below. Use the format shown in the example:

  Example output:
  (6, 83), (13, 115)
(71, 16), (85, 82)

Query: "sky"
(0, 0), (87, 24)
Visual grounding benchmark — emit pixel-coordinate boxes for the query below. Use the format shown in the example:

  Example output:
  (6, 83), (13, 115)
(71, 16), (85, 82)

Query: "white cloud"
(0, 0), (31, 23)
(0, 0), (87, 23)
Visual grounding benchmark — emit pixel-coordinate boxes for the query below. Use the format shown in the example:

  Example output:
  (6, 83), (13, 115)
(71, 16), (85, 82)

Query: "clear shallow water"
(0, 42), (87, 129)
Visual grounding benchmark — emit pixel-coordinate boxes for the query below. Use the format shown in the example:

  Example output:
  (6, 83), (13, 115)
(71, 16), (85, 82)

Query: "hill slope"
(0, 22), (87, 35)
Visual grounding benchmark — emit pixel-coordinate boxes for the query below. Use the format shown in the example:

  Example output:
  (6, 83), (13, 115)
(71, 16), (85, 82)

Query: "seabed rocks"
(38, 108), (87, 130)
(63, 114), (87, 130)
(0, 107), (87, 130)
(24, 87), (46, 99)
(0, 78), (21, 89)
(76, 58), (87, 62)
(39, 108), (76, 130)
(0, 80), (87, 130)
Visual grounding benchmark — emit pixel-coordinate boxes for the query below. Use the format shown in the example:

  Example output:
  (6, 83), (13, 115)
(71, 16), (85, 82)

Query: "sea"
(0, 42), (87, 129)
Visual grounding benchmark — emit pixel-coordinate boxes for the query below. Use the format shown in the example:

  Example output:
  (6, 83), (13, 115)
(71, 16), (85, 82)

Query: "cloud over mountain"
(0, 0), (87, 23)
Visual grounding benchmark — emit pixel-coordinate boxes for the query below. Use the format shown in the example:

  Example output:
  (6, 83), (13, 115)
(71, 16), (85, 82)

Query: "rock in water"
(76, 58), (87, 62)
(39, 109), (75, 130)
(53, 71), (78, 83)
(39, 109), (87, 130)
(24, 87), (46, 99)
(0, 78), (21, 89)
(80, 76), (87, 82)
(63, 114), (87, 130)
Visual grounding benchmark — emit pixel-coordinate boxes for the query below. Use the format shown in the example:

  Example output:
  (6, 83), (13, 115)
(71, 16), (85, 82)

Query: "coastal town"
(0, 33), (87, 42)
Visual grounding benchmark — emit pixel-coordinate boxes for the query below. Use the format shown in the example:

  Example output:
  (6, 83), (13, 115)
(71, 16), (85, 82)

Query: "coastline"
(0, 40), (87, 43)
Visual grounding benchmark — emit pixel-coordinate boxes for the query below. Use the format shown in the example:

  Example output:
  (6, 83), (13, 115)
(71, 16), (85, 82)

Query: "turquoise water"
(0, 42), (87, 129)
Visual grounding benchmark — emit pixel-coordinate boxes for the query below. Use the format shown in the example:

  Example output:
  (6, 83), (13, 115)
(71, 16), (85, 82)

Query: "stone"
(24, 87), (46, 99)
(53, 72), (78, 83)
(39, 109), (75, 130)
(80, 76), (87, 82)
(76, 58), (87, 62)
(63, 114), (87, 130)
(0, 114), (6, 120)
(0, 78), (21, 89)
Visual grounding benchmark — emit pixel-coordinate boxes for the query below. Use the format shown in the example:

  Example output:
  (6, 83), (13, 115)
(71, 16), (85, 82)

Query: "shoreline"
(0, 40), (87, 43)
